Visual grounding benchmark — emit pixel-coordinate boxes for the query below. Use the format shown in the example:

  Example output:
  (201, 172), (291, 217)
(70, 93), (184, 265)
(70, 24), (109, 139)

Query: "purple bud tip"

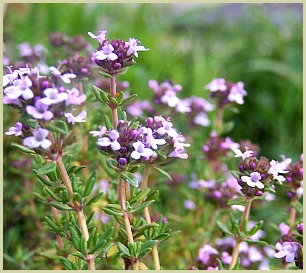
(12, 161), (19, 168)
(271, 185), (275, 189)
(58, 87), (65, 93)
(256, 190), (263, 196)
(113, 62), (121, 70)
(260, 173), (266, 180)
(146, 117), (154, 127)
(249, 162), (256, 170)
(238, 164), (245, 172)
(129, 130), (139, 140)
(41, 80), (50, 89)
(286, 176), (292, 182)
(22, 124), (30, 130)
(162, 217), (168, 223)
(202, 145), (209, 152)
(81, 68), (88, 74)
(296, 223), (303, 235)
(120, 147), (128, 154)
(118, 157), (127, 166)
(287, 191), (294, 198)
(51, 147), (57, 154)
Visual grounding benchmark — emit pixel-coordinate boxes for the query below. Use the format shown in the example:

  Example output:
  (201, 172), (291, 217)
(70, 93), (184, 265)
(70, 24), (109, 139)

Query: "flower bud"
(256, 190), (263, 196)
(118, 157), (127, 168)
(249, 162), (256, 170)
(296, 223), (303, 235)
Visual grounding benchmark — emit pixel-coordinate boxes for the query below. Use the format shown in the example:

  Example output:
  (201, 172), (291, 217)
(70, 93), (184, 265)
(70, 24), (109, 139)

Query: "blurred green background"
(4, 3), (303, 160)
(3, 3), (303, 269)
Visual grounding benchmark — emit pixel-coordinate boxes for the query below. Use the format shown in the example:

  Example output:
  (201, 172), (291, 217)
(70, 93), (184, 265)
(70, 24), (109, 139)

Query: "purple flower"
(23, 128), (51, 149)
(221, 137), (240, 150)
(88, 30), (107, 44)
(89, 126), (107, 137)
(40, 88), (68, 105)
(279, 222), (290, 236)
(233, 147), (254, 160)
(26, 99), (54, 120)
(198, 244), (218, 264)
(94, 43), (118, 61)
(184, 199), (196, 210)
(296, 223), (303, 235)
(49, 66), (76, 84)
(221, 252), (232, 264)
(228, 81), (247, 104)
(131, 141), (154, 160)
(145, 128), (166, 149)
(65, 88), (86, 106)
(5, 122), (23, 136)
(268, 160), (288, 184)
(97, 130), (121, 151)
(205, 78), (227, 92)
(193, 112), (210, 126)
(125, 38), (149, 57)
(274, 242), (300, 263)
(4, 77), (33, 100)
(241, 172), (264, 189)
(65, 110), (87, 125)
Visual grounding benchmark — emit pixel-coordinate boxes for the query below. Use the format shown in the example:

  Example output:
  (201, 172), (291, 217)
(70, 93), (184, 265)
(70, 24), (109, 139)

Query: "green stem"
(119, 177), (139, 270)
(229, 198), (253, 270)
(56, 158), (95, 270)
(215, 107), (224, 131)
(110, 76), (118, 129)
(141, 165), (161, 270)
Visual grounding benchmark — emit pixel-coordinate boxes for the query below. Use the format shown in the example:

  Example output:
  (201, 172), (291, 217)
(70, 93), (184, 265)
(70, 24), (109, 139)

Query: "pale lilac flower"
(175, 100), (192, 113)
(198, 245), (218, 264)
(184, 199), (196, 211)
(233, 147), (254, 160)
(221, 252), (232, 264)
(160, 90), (180, 108)
(93, 44), (118, 61)
(157, 120), (178, 138)
(168, 140), (190, 159)
(3, 96), (22, 106)
(65, 110), (87, 125)
(148, 80), (160, 94)
(125, 38), (149, 57)
(248, 246), (264, 263)
(40, 88), (68, 105)
(268, 160), (288, 184)
(221, 137), (240, 150)
(26, 99), (54, 120)
(241, 172), (264, 189)
(265, 193), (276, 202)
(258, 259), (270, 270)
(88, 30), (107, 44)
(65, 88), (87, 106)
(205, 78), (227, 92)
(279, 155), (292, 170)
(17, 42), (32, 57)
(4, 77), (33, 100)
(49, 67), (76, 84)
(23, 128), (51, 149)
(274, 242), (300, 263)
(228, 82), (247, 104)
(145, 128), (166, 149)
(279, 222), (290, 236)
(101, 214), (110, 224)
(89, 126), (107, 137)
(5, 122), (23, 136)
(97, 130), (121, 151)
(131, 141), (154, 160)
(198, 179), (216, 189)
(193, 112), (210, 126)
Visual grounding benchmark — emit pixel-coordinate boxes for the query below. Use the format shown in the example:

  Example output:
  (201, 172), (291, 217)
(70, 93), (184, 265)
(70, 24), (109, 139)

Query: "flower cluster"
(4, 66), (87, 154)
(274, 222), (303, 268)
(49, 32), (89, 51)
(285, 154), (303, 200)
(234, 148), (288, 197)
(205, 78), (247, 108)
(92, 116), (189, 171)
(89, 30), (149, 76)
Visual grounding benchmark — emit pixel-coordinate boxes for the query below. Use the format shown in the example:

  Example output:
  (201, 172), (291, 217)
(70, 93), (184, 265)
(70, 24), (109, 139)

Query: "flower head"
(23, 128), (51, 149)
(241, 172), (264, 189)
(65, 110), (87, 125)
(5, 122), (23, 136)
(131, 141), (154, 160)
(40, 88), (69, 105)
(274, 242), (300, 263)
(26, 99), (54, 120)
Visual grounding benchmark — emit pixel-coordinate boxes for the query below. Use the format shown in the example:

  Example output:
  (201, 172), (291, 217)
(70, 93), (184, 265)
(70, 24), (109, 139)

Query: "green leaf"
(129, 200), (155, 214)
(93, 85), (109, 103)
(85, 192), (104, 206)
(71, 252), (86, 259)
(128, 117), (138, 129)
(19, 112), (38, 128)
(11, 142), (36, 154)
(44, 216), (62, 233)
(83, 170), (97, 197)
(36, 162), (57, 176)
(135, 223), (159, 233)
(227, 197), (248, 206)
(217, 221), (234, 236)
(33, 170), (55, 186)
(69, 226), (81, 251)
(99, 71), (112, 78)
(155, 150), (167, 159)
(120, 94), (137, 106)
(245, 239), (268, 246)
(264, 186), (276, 194)
(73, 192), (83, 203)
(154, 167), (172, 181)
(216, 258), (223, 270)
(32, 192), (46, 202)
(233, 222), (245, 238)
(120, 172), (139, 187)
(146, 190), (159, 202)
(44, 187), (62, 202)
(87, 227), (97, 248)
(230, 170), (241, 179)
(58, 256), (73, 270)
(117, 242), (131, 257)
(49, 202), (72, 211)
(88, 238), (107, 254)
(232, 257), (240, 270)
(129, 188), (151, 203)
(102, 207), (122, 217)
(116, 91), (124, 104)
(104, 115), (113, 130)
(63, 142), (82, 156)
(46, 120), (68, 135)
(247, 220), (264, 237)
